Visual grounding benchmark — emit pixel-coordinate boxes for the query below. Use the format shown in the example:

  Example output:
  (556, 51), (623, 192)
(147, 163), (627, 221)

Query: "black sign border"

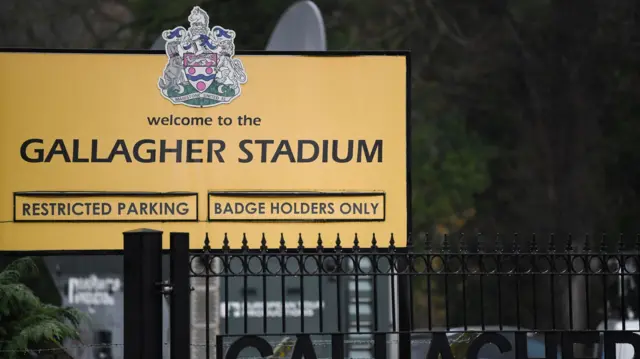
(0, 48), (411, 253)
(207, 190), (386, 222)
(13, 191), (199, 223)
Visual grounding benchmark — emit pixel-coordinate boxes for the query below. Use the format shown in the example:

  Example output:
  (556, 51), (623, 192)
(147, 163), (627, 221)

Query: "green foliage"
(268, 336), (296, 358)
(322, 0), (495, 234)
(448, 333), (480, 359)
(0, 257), (84, 359)
(410, 92), (495, 233)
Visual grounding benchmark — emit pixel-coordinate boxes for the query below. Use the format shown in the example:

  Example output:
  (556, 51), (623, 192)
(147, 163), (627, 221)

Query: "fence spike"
(548, 233), (556, 252)
(335, 233), (342, 252)
(583, 233), (590, 252)
(279, 233), (286, 251)
(317, 233), (323, 251)
(513, 233), (519, 253)
(422, 233), (430, 252)
(241, 233), (248, 250)
(600, 233), (607, 252)
(222, 233), (229, 251)
(442, 233), (449, 252)
(496, 233), (503, 253)
(260, 233), (267, 252)
(298, 233), (304, 251)
(203, 232), (211, 252)
(566, 233), (573, 251)
(477, 232), (485, 253)
(372, 233), (378, 251)
(353, 233), (360, 250)
(390, 233), (396, 250)
(618, 233), (625, 252)
(460, 233), (467, 253)
(530, 233), (538, 253)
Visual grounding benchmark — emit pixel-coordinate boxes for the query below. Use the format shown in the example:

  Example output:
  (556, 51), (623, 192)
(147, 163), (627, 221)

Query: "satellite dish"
(151, 1), (327, 51)
(266, 1), (326, 51)
(151, 35), (165, 51)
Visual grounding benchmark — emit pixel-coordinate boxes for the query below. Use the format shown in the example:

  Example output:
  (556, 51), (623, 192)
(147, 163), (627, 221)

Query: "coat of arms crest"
(158, 6), (247, 107)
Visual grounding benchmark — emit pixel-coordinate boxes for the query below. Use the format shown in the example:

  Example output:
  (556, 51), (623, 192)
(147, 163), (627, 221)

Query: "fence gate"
(123, 230), (640, 359)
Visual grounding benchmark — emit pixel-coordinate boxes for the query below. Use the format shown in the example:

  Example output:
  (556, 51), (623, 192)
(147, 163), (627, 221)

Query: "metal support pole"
(170, 232), (191, 359)
(397, 252), (412, 359)
(123, 229), (163, 359)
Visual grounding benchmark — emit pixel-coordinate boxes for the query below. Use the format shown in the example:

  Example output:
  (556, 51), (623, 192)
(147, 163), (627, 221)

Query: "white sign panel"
(67, 274), (122, 306)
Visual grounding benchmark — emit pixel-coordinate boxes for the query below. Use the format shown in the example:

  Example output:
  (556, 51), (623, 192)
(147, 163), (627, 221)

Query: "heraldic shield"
(157, 6), (247, 108)
(183, 53), (218, 93)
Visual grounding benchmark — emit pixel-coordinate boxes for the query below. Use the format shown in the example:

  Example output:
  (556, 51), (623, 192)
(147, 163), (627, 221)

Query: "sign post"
(123, 229), (163, 359)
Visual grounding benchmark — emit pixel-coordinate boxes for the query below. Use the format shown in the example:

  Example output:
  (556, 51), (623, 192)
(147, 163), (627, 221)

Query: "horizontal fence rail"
(177, 232), (640, 359)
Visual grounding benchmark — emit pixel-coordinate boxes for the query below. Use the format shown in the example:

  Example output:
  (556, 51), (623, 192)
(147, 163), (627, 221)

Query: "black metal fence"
(123, 231), (640, 359)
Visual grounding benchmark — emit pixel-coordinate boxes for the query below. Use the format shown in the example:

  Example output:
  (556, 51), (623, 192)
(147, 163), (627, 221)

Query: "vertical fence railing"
(194, 233), (640, 359)
(124, 231), (640, 359)
(169, 232), (190, 359)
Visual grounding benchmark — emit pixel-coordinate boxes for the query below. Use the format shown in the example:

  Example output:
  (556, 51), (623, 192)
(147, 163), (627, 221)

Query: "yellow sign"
(0, 50), (408, 251)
